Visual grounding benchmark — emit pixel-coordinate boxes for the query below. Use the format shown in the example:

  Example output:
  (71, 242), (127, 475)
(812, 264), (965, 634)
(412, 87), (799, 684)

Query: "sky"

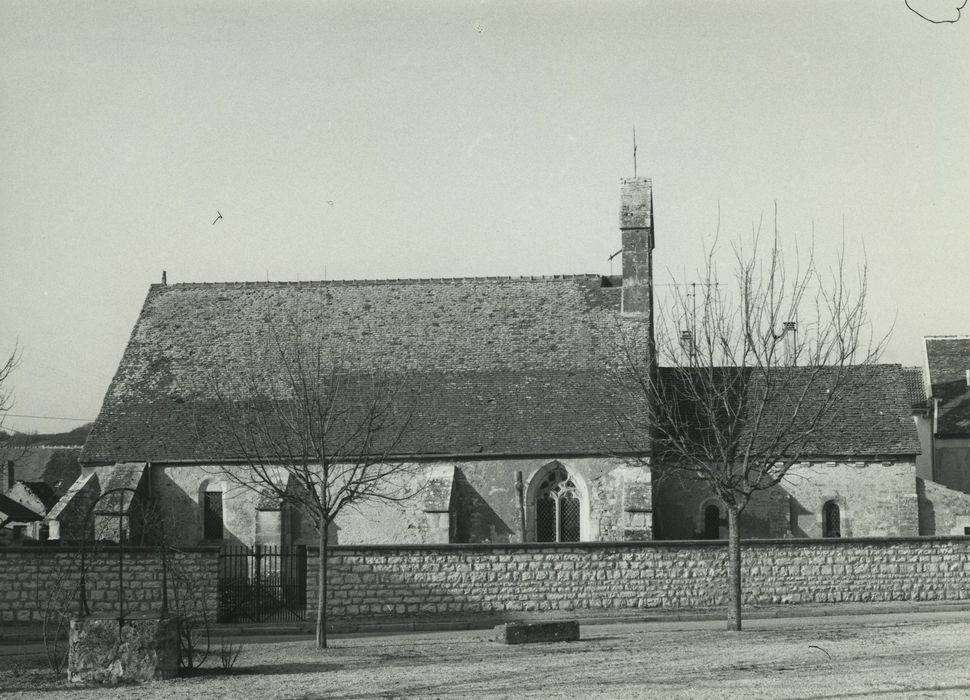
(1, 1), (968, 435)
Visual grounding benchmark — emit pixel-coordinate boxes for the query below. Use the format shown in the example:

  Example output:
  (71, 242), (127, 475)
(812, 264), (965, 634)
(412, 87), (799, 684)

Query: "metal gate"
(218, 545), (307, 623)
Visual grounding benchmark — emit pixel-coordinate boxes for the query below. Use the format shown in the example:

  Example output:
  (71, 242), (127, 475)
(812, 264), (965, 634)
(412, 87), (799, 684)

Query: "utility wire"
(2, 413), (95, 422)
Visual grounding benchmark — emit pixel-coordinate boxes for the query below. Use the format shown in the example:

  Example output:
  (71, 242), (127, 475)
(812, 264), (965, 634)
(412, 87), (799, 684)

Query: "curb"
(5, 601), (970, 644)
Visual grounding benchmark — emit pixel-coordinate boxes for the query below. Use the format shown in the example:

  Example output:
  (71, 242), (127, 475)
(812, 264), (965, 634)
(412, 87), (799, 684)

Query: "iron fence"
(218, 545), (307, 623)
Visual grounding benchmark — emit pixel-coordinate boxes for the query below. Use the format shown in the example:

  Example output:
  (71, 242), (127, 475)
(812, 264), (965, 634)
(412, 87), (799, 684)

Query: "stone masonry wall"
(655, 460), (919, 540)
(0, 547), (219, 623)
(918, 478), (970, 536)
(310, 538), (970, 619)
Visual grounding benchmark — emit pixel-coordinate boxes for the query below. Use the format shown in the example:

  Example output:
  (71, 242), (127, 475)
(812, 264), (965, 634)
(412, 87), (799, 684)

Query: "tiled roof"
(901, 367), (927, 411)
(652, 364), (921, 460)
(925, 336), (970, 435)
(85, 368), (641, 462)
(82, 277), (920, 463)
(83, 277), (636, 462)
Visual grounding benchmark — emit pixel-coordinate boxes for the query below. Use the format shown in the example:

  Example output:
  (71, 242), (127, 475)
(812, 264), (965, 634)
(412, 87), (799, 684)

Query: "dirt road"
(3, 613), (970, 698)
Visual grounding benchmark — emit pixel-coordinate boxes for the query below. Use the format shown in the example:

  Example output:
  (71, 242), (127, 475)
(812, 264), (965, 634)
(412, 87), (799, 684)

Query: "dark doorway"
(703, 504), (720, 539)
(203, 491), (224, 540)
(822, 501), (841, 538)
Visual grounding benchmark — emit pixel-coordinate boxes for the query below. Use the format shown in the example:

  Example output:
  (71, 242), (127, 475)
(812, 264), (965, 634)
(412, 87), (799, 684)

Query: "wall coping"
(313, 535), (970, 554)
(4, 537), (967, 556)
(0, 545), (222, 555)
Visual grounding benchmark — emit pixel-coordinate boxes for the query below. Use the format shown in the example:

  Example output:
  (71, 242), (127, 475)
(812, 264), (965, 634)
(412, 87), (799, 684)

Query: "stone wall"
(310, 537), (970, 619)
(935, 438), (970, 494)
(151, 457), (651, 547)
(918, 478), (970, 536)
(0, 546), (219, 623)
(654, 460), (919, 540)
(445, 456), (651, 543)
(784, 461), (919, 538)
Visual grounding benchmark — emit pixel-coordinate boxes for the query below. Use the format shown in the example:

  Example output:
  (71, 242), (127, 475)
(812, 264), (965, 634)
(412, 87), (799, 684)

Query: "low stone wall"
(311, 537), (970, 619)
(0, 546), (219, 623)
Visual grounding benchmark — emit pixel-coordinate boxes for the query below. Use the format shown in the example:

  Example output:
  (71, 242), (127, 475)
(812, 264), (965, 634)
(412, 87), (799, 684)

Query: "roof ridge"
(150, 274), (604, 289)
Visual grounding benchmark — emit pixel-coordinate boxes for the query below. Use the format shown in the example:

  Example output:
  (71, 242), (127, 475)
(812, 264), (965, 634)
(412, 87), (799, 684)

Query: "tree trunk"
(726, 505), (742, 631)
(315, 522), (328, 649)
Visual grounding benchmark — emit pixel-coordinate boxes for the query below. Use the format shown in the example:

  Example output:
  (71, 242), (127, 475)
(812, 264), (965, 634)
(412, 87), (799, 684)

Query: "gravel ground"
(2, 616), (970, 699)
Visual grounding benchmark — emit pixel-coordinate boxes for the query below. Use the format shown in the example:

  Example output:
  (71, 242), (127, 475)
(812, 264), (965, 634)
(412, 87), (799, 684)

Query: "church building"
(46, 178), (957, 547)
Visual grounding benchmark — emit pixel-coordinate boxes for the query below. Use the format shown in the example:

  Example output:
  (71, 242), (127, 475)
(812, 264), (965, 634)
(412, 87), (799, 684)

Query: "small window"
(822, 501), (841, 538)
(963, 527), (970, 536)
(703, 504), (721, 540)
(203, 491), (224, 540)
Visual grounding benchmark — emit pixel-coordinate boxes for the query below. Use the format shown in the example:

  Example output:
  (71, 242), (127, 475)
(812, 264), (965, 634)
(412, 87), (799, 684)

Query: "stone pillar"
(68, 616), (178, 684)
(622, 474), (653, 540)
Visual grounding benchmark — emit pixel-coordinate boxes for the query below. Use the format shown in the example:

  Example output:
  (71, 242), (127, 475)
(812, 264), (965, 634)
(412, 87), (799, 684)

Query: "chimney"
(4, 460), (13, 493)
(619, 177), (654, 318)
(783, 320), (798, 365)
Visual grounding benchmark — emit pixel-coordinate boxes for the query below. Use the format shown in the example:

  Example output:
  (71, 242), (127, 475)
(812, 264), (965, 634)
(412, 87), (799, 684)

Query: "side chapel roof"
(654, 364), (921, 459)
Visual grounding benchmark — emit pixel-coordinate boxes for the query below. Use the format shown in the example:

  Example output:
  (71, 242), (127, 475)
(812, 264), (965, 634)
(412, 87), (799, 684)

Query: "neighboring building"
(1, 435), (84, 544)
(0, 492), (44, 544)
(49, 178), (940, 547)
(909, 336), (970, 536)
(922, 336), (970, 491)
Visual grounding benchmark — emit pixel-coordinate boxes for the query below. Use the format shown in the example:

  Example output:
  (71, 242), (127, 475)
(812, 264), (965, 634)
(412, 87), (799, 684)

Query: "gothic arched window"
(535, 465), (581, 543)
(822, 500), (841, 538)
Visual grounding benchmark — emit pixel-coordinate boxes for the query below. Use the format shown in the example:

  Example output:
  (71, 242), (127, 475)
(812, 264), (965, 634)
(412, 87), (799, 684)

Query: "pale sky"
(1, 1), (968, 435)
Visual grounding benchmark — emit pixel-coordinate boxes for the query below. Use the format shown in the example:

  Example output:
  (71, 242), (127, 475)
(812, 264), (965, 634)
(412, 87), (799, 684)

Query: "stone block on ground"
(68, 615), (178, 684)
(493, 620), (580, 644)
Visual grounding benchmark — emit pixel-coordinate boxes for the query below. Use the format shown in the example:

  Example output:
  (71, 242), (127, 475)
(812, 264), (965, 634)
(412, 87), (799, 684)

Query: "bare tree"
(0, 345), (31, 480)
(615, 211), (888, 631)
(203, 319), (419, 649)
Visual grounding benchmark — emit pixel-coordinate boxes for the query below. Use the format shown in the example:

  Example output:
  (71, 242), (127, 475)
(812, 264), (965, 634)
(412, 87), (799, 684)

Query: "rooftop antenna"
(608, 248), (622, 276)
(633, 126), (638, 178)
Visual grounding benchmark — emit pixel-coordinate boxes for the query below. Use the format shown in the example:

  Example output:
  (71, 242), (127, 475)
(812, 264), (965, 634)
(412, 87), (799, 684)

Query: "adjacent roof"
(925, 336), (970, 435)
(901, 367), (927, 412)
(652, 364), (921, 459)
(0, 493), (43, 523)
(82, 277), (921, 463)
(5, 448), (82, 499)
(15, 482), (59, 512)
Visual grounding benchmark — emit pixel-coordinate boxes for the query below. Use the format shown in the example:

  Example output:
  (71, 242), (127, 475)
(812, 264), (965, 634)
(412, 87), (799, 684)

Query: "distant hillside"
(0, 423), (91, 447)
